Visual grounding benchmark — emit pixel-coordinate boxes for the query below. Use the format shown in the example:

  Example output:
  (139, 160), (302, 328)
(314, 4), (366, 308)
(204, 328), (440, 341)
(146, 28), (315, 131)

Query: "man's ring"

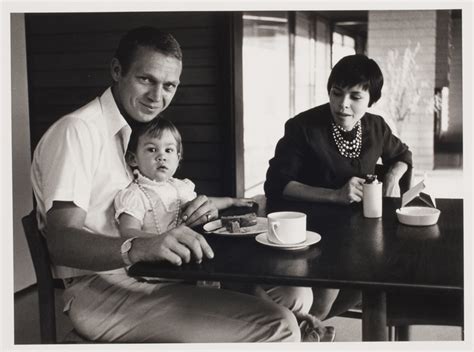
(206, 214), (211, 222)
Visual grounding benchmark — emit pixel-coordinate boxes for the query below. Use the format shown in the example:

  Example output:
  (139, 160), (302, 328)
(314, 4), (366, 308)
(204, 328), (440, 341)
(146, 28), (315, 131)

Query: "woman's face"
(329, 84), (370, 131)
(129, 130), (181, 182)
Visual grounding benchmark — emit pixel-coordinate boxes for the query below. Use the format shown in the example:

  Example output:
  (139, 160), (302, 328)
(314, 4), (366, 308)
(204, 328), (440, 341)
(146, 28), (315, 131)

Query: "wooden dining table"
(128, 197), (464, 341)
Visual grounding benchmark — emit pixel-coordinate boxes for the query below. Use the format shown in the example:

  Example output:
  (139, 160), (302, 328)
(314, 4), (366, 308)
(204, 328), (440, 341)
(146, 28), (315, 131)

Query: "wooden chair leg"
(37, 282), (57, 343)
(394, 325), (411, 341)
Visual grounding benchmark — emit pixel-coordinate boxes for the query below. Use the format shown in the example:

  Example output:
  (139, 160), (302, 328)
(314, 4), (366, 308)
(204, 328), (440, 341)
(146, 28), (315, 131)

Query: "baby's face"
(132, 130), (180, 182)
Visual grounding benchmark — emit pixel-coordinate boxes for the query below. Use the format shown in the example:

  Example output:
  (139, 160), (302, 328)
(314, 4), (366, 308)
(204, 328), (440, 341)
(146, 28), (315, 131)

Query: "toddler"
(114, 117), (328, 341)
(114, 117), (253, 240)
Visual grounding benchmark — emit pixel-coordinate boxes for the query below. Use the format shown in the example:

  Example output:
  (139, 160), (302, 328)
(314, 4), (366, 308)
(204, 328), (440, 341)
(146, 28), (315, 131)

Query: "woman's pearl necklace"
(134, 173), (182, 235)
(331, 120), (362, 158)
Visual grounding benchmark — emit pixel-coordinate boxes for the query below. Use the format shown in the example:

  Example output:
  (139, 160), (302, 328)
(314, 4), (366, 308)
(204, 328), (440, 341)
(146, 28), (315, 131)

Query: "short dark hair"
(327, 54), (384, 107)
(114, 26), (183, 75)
(127, 117), (183, 159)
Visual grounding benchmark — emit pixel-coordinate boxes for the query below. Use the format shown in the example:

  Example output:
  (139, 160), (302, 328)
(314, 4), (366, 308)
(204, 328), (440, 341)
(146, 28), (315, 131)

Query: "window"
(242, 12), (290, 196)
(241, 12), (333, 197)
(332, 32), (356, 66)
(294, 12), (316, 115)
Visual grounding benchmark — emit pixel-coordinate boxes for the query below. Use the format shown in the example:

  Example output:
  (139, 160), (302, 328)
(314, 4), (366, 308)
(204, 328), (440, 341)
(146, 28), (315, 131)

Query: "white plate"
(255, 231), (321, 250)
(204, 217), (268, 236)
(396, 206), (441, 226)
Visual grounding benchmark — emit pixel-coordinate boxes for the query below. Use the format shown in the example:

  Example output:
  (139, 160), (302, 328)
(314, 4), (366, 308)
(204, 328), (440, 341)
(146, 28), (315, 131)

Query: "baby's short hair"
(128, 117), (183, 158)
(327, 54), (384, 107)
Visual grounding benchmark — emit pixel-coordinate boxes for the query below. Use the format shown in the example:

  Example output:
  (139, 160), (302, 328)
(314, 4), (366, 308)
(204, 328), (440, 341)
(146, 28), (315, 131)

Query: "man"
(31, 26), (312, 342)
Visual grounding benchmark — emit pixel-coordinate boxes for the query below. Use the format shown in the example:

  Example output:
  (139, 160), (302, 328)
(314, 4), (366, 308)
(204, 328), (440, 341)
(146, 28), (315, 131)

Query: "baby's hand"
(232, 198), (255, 208)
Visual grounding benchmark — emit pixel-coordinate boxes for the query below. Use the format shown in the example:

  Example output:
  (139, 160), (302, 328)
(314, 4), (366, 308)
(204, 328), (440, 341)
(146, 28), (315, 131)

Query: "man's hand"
(129, 224), (214, 265)
(46, 201), (214, 270)
(181, 195), (219, 227)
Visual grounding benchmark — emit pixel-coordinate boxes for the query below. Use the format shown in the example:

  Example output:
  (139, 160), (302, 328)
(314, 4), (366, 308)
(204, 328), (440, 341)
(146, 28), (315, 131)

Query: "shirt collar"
(100, 87), (130, 135)
(100, 87), (131, 150)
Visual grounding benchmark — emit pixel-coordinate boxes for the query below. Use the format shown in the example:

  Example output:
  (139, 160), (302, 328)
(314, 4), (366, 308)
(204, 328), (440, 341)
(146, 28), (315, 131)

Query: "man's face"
(111, 46), (182, 123)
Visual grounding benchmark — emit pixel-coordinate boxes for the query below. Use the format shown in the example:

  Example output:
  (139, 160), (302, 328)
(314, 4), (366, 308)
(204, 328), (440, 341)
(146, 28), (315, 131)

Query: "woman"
(264, 54), (413, 330)
(265, 54), (412, 203)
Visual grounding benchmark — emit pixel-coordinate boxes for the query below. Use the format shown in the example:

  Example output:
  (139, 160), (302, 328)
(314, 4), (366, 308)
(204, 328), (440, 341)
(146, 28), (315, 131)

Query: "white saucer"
(255, 231), (321, 250)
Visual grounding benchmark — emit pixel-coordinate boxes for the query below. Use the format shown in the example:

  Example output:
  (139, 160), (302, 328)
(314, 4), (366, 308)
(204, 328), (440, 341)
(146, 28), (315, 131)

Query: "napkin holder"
(396, 180), (441, 226)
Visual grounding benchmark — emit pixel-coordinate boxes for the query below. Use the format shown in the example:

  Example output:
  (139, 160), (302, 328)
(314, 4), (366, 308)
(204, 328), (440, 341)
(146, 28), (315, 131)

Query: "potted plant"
(379, 43), (431, 136)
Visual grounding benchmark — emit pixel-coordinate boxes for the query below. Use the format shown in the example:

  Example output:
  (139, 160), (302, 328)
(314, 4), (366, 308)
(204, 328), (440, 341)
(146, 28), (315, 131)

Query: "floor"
(413, 168), (464, 199)
(14, 285), (463, 345)
(410, 151), (464, 199)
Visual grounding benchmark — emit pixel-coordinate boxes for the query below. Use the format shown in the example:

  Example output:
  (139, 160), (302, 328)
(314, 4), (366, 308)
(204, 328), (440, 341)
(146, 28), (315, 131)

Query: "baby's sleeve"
(181, 178), (197, 203)
(114, 186), (146, 225)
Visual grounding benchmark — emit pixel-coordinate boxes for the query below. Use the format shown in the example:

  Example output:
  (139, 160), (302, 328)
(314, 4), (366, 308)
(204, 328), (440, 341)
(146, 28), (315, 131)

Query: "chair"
(22, 211), (88, 344)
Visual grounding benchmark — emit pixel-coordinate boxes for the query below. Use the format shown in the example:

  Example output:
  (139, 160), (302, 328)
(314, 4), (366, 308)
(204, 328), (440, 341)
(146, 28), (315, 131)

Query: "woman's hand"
(207, 197), (256, 212)
(383, 172), (399, 196)
(383, 162), (409, 196)
(231, 198), (256, 208)
(335, 177), (365, 204)
(129, 224), (214, 266)
(181, 195), (219, 227)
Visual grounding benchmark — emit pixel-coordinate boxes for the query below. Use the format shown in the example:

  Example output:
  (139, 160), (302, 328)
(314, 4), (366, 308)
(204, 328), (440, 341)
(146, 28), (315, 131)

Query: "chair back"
(22, 211), (57, 344)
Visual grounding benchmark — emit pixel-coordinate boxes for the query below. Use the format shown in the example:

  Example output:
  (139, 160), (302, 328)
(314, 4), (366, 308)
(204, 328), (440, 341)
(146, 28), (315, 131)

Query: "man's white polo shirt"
(31, 88), (133, 278)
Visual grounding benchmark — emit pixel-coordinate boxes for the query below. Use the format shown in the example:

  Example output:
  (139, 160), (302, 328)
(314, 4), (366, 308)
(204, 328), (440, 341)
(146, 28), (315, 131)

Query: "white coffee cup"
(267, 211), (307, 245)
(363, 181), (383, 218)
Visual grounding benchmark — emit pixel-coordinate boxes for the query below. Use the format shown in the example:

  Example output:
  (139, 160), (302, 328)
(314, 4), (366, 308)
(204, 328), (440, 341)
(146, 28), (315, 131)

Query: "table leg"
(395, 326), (411, 341)
(362, 289), (387, 341)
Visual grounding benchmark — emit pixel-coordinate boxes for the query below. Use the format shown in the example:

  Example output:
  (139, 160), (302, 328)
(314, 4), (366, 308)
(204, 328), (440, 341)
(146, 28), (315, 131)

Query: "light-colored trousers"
(63, 272), (313, 343)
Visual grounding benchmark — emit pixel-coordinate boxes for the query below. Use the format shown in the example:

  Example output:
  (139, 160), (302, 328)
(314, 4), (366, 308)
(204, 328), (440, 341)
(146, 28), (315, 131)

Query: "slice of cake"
(221, 213), (258, 233)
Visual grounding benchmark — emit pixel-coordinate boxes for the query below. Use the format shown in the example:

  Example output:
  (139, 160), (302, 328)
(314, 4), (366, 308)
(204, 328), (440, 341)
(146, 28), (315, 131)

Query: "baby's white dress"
(114, 171), (197, 235)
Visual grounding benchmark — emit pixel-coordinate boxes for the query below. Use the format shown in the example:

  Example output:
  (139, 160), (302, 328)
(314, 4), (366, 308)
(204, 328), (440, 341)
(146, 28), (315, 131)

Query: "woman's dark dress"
(264, 103), (412, 199)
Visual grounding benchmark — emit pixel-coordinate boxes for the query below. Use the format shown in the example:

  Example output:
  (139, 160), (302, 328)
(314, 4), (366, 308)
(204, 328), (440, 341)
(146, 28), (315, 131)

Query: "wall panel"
(368, 10), (437, 170)
(25, 11), (234, 196)
(446, 16), (462, 142)
(12, 14), (35, 292)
